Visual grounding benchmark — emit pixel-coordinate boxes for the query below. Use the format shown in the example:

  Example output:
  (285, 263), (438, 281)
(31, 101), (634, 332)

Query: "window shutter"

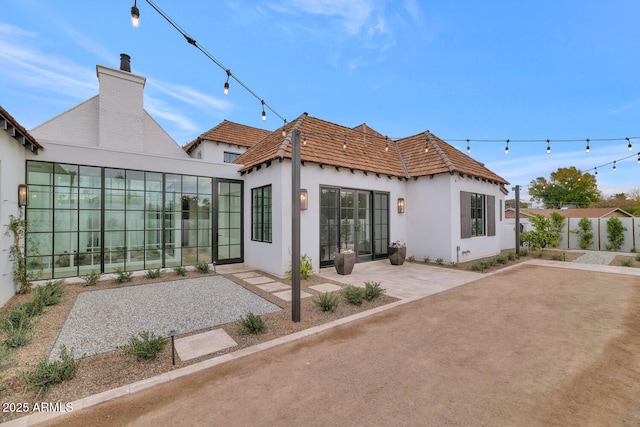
(487, 195), (496, 236)
(460, 191), (471, 238)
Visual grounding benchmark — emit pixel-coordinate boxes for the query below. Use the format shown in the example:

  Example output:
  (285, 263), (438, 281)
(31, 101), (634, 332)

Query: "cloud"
(402, 0), (423, 24)
(144, 95), (201, 134)
(290, 0), (373, 35)
(147, 80), (233, 115)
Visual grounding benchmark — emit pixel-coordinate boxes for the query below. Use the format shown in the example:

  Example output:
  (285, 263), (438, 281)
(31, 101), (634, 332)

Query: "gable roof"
(183, 119), (271, 154)
(233, 113), (508, 185)
(0, 105), (42, 154)
(505, 207), (635, 219)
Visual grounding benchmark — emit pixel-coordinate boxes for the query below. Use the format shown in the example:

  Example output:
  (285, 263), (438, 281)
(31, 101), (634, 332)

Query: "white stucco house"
(0, 56), (509, 306)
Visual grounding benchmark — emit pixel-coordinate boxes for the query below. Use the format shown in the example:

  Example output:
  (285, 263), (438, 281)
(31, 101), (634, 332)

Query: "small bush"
(364, 281), (386, 301)
(173, 266), (187, 276)
(636, 254), (640, 262)
(551, 253), (563, 261)
(286, 254), (314, 280)
(408, 255), (415, 262)
(313, 292), (340, 312)
(145, 268), (163, 279)
(520, 249), (529, 257)
(0, 304), (36, 348)
(113, 268), (133, 283)
(117, 331), (168, 360)
(81, 270), (102, 286)
(195, 262), (210, 274)
(507, 252), (517, 261)
(630, 247), (637, 253)
(341, 285), (365, 306)
(495, 255), (508, 264)
(423, 256), (430, 263)
(449, 262), (458, 267)
(235, 312), (266, 334)
(20, 345), (79, 398)
(435, 258), (444, 265)
(471, 262), (489, 272)
(620, 258), (633, 267)
(33, 280), (65, 307)
(0, 344), (15, 371)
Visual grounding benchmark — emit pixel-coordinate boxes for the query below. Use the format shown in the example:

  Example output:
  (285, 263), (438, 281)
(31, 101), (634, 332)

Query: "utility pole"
(291, 129), (301, 322)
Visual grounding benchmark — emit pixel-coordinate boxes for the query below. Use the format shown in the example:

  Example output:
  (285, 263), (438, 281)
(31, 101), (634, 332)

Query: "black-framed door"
(320, 186), (388, 266)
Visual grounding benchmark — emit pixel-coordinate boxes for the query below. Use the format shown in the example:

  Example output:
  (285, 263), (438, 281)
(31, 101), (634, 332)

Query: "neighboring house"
(503, 207), (638, 251)
(0, 106), (43, 305)
(0, 56), (509, 306)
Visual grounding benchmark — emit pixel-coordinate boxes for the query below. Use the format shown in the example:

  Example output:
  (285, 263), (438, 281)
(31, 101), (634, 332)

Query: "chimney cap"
(120, 53), (131, 72)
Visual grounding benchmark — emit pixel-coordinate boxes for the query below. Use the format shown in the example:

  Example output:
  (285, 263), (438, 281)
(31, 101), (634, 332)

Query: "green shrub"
(113, 268), (133, 283)
(0, 304), (36, 348)
(551, 253), (563, 261)
(173, 266), (187, 276)
(572, 217), (594, 250)
(20, 345), (79, 397)
(620, 258), (633, 267)
(145, 268), (163, 279)
(507, 252), (517, 261)
(408, 255), (415, 262)
(286, 254), (314, 280)
(81, 270), (102, 286)
(0, 344), (15, 371)
(605, 217), (626, 251)
(32, 280), (65, 307)
(364, 281), (386, 301)
(313, 292), (340, 312)
(471, 261), (491, 272)
(117, 331), (168, 360)
(520, 249), (529, 257)
(495, 255), (508, 264)
(636, 254), (640, 262)
(341, 285), (365, 306)
(235, 312), (266, 334)
(449, 262), (458, 267)
(631, 247), (637, 253)
(195, 262), (210, 274)
(423, 256), (430, 263)
(435, 258), (444, 265)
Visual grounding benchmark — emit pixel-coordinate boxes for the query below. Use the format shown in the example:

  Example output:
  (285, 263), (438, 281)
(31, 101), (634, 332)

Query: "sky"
(1, 0), (639, 202)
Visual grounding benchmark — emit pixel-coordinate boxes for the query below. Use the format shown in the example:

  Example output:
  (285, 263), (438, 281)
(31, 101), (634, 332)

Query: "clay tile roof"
(0, 105), (43, 154)
(183, 119), (271, 154)
(512, 207), (635, 218)
(397, 131), (509, 184)
(235, 114), (407, 177)
(233, 113), (508, 185)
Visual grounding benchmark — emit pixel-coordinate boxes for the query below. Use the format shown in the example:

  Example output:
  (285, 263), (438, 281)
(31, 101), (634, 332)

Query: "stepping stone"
(257, 282), (290, 292)
(245, 276), (275, 285)
(309, 283), (342, 293)
(174, 329), (237, 361)
(233, 271), (261, 279)
(272, 290), (313, 302)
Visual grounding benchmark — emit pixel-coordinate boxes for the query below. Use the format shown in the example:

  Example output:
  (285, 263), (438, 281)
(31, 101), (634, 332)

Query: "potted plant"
(388, 240), (406, 265)
(333, 244), (356, 275)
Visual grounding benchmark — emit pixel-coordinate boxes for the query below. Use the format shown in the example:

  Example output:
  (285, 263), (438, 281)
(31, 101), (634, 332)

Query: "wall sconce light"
(300, 189), (308, 210)
(18, 184), (29, 207)
(397, 197), (405, 213)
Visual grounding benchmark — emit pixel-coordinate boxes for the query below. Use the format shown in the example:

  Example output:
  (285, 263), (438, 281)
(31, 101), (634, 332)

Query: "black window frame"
(251, 185), (272, 243)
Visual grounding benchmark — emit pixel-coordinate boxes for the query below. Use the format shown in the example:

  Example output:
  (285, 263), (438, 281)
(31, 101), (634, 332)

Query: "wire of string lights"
(137, 0), (287, 126)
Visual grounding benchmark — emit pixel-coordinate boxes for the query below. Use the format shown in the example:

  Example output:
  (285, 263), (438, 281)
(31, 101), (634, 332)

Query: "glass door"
(356, 191), (372, 261)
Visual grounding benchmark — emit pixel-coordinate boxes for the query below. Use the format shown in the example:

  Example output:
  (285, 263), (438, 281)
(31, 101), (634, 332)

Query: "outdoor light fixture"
(169, 330), (177, 365)
(613, 161), (617, 172)
(261, 100), (266, 121)
(223, 70), (230, 95)
(546, 139), (551, 154)
(303, 134), (307, 145)
(637, 153), (640, 164)
(586, 138), (590, 153)
(505, 139), (509, 155)
(627, 137), (633, 151)
(131, 0), (140, 28)
(18, 184), (28, 207)
(300, 189), (308, 210)
(343, 134), (347, 150)
(397, 198), (405, 214)
(385, 136), (389, 152)
(466, 139), (470, 154)
(594, 167), (598, 177)
(282, 120), (287, 137)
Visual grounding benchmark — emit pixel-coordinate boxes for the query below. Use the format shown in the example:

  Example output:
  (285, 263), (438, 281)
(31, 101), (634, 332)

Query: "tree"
(505, 199), (528, 209)
(528, 167), (600, 208)
(572, 217), (594, 250)
(520, 213), (565, 251)
(605, 217), (626, 251)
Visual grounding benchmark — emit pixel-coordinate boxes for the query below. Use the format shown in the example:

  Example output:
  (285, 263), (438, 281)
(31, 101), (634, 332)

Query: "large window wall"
(25, 161), (242, 279)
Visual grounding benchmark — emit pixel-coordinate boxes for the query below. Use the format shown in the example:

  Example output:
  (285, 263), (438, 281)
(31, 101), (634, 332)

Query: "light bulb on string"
(424, 132), (429, 153)
(613, 161), (617, 172)
(546, 139), (551, 154)
(627, 137), (632, 151)
(594, 167), (598, 177)
(586, 138), (590, 153)
(281, 119), (287, 137)
(505, 139), (509, 155)
(131, 0), (140, 28)
(261, 100), (266, 122)
(637, 153), (640, 164)
(466, 139), (470, 154)
(343, 134), (347, 150)
(303, 133), (307, 146)
(223, 70), (230, 95)
(385, 136), (389, 152)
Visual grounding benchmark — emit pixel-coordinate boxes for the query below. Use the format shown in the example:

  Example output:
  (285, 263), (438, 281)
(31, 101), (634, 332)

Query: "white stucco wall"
(188, 142), (249, 164)
(0, 133), (29, 306)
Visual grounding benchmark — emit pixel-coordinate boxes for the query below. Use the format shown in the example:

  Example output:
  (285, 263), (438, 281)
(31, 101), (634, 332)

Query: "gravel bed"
(49, 276), (281, 359)
(571, 251), (621, 265)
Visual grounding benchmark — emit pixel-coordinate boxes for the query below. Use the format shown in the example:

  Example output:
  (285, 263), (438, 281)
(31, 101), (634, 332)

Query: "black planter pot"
(334, 252), (356, 275)
(388, 247), (406, 265)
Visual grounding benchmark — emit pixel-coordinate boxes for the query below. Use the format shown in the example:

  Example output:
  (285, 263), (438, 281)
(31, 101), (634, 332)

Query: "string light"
(261, 100), (266, 122)
(594, 167), (598, 177)
(385, 136), (389, 152)
(223, 69), (230, 95)
(466, 139), (470, 154)
(637, 153), (640, 164)
(281, 119), (287, 137)
(627, 137), (633, 151)
(585, 138), (590, 153)
(613, 161), (617, 172)
(131, 0), (140, 28)
(343, 134), (347, 150)
(424, 131), (430, 153)
(504, 139), (509, 155)
(546, 139), (551, 154)
(303, 133), (307, 146)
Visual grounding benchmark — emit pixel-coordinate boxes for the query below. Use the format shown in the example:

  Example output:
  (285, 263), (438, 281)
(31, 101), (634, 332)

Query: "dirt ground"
(39, 264), (640, 426)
